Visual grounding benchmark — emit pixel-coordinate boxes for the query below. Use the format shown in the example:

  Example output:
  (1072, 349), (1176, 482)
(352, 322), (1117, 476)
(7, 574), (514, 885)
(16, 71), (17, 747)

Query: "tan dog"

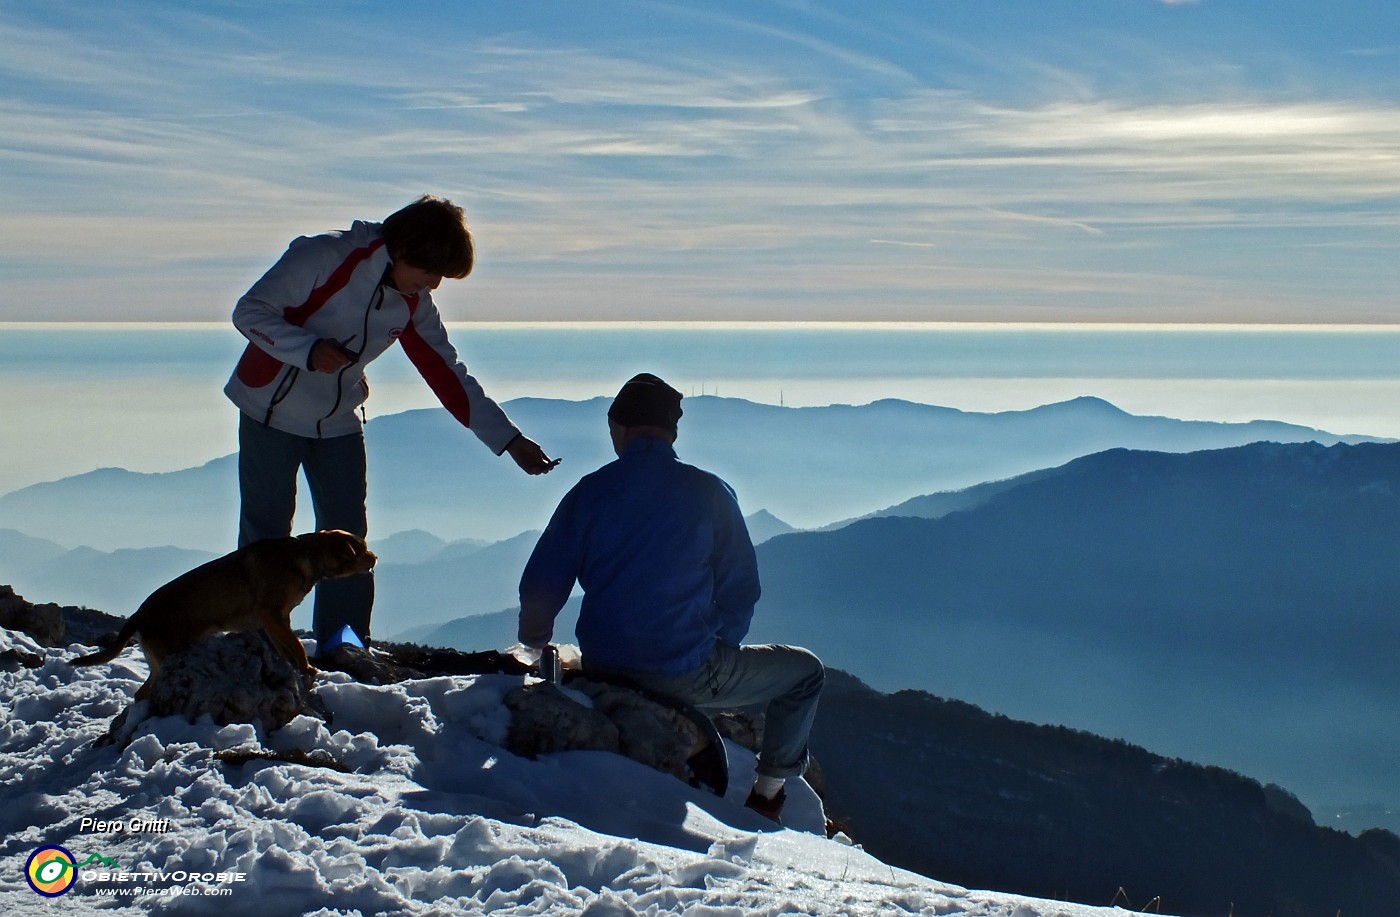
(71, 530), (376, 699)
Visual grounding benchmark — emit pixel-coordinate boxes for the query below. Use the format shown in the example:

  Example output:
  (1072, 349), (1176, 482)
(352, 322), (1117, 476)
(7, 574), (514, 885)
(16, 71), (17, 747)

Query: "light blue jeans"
(237, 413), (373, 649)
(610, 642), (825, 780)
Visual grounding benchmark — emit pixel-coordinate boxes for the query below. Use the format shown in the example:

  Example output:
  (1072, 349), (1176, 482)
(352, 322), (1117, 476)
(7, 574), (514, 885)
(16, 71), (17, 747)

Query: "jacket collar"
(620, 435), (677, 460)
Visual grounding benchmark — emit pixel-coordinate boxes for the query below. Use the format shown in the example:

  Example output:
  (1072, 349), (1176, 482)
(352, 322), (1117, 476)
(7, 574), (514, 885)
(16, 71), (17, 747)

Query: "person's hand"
(506, 436), (560, 475)
(309, 339), (356, 373)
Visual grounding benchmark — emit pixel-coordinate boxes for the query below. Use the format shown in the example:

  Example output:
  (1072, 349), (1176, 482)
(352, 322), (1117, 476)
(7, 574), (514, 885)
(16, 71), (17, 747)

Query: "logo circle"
(26, 845), (77, 897)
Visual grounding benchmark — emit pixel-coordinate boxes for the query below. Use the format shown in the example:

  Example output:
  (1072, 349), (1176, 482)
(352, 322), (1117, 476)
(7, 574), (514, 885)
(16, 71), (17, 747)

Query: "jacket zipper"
(263, 365), (300, 426)
(315, 279), (385, 437)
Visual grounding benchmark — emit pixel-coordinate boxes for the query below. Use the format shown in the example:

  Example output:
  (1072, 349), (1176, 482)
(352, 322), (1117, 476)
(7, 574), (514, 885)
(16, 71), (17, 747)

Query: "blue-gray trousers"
(237, 412), (373, 649)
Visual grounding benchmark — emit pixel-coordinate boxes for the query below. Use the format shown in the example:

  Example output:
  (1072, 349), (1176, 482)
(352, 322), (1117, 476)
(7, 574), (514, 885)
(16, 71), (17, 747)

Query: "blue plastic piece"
(319, 624), (365, 654)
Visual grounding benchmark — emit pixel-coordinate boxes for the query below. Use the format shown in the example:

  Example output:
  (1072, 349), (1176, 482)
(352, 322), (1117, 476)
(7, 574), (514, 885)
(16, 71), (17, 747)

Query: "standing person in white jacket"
(224, 195), (557, 654)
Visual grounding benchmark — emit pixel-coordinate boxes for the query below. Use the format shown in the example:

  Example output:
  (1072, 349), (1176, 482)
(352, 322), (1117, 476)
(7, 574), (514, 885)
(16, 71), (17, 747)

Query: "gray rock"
(577, 681), (707, 783)
(145, 631), (314, 730)
(504, 679), (720, 789)
(504, 683), (621, 758)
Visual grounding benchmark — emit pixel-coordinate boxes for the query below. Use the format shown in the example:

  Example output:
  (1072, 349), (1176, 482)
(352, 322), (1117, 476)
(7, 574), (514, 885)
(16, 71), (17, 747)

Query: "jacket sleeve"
(231, 238), (336, 371)
(518, 489), (584, 647)
(398, 295), (522, 454)
(710, 480), (760, 646)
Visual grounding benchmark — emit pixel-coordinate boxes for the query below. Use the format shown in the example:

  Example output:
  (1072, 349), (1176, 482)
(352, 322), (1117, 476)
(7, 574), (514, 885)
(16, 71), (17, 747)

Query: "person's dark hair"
(382, 195), (474, 278)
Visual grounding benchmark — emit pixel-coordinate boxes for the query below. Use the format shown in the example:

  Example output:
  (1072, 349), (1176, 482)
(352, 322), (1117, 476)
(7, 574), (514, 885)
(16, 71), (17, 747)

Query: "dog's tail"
(70, 617), (139, 667)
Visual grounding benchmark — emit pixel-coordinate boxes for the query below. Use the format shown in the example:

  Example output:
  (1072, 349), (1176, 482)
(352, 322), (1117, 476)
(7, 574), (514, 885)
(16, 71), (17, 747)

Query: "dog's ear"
(337, 537), (360, 562)
(334, 533), (375, 569)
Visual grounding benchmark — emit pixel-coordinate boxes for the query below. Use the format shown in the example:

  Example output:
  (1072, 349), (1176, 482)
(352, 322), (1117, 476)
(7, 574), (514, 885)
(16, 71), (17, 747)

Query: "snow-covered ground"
(0, 626), (1168, 915)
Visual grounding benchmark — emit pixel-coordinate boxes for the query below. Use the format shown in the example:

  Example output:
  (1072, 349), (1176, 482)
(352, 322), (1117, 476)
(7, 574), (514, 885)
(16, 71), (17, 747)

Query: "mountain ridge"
(749, 438), (1400, 815)
(0, 394), (1378, 553)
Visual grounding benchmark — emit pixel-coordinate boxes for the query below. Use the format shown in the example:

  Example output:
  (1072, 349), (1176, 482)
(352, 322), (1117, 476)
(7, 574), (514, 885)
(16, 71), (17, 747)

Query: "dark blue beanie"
(608, 373), (684, 431)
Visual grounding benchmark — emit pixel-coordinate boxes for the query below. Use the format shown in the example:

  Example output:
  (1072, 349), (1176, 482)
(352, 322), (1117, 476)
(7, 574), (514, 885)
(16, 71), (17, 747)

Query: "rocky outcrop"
(0, 585), (127, 648)
(504, 683), (622, 756)
(0, 584), (67, 647)
(144, 631), (316, 729)
(1, 585), (126, 671)
(504, 679), (726, 793)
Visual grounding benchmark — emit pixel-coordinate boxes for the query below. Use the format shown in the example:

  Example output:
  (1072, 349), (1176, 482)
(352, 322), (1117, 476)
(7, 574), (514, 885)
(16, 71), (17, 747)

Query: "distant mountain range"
(0, 394), (1375, 553)
(392, 597), (581, 650)
(0, 510), (763, 633)
(0, 528), (217, 615)
(748, 439), (1400, 818)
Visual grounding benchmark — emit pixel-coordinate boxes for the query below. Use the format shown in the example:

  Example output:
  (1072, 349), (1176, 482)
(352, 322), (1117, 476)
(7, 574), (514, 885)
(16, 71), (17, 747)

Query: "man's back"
(519, 436), (759, 677)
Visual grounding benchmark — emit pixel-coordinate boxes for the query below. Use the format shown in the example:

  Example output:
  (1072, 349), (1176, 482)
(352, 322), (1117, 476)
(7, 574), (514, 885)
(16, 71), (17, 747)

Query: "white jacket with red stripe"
(223, 220), (521, 451)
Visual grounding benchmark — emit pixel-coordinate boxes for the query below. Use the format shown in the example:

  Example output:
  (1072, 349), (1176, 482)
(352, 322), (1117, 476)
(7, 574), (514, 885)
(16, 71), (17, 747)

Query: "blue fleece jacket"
(518, 437), (761, 677)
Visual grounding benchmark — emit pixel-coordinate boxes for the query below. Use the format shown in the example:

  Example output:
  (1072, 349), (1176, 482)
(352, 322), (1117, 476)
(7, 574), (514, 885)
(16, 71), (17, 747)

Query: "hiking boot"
(744, 786), (786, 824)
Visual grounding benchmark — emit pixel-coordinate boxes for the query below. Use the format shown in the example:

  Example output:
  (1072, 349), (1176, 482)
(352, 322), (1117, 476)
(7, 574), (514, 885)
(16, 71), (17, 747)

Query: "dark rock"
(576, 681), (708, 783)
(20, 603), (66, 647)
(314, 643), (406, 685)
(0, 585), (64, 646)
(713, 710), (764, 750)
(313, 640), (532, 683)
(63, 605), (135, 649)
(385, 644), (531, 678)
(0, 648), (44, 670)
(502, 678), (731, 795)
(145, 631), (315, 730)
(504, 683), (621, 757)
(215, 747), (350, 773)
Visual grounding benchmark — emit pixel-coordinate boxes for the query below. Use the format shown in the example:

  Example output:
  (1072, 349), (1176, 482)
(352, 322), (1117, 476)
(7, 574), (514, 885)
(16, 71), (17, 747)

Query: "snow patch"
(0, 631), (1169, 915)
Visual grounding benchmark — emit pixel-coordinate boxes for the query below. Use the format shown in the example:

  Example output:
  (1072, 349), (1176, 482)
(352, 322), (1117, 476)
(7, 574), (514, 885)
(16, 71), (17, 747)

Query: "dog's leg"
(263, 604), (314, 675)
(133, 644), (163, 702)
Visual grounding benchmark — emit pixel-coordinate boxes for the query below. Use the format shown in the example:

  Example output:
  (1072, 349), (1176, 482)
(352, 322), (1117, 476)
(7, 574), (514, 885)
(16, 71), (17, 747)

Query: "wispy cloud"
(1, 2), (1398, 322)
(982, 209), (1103, 235)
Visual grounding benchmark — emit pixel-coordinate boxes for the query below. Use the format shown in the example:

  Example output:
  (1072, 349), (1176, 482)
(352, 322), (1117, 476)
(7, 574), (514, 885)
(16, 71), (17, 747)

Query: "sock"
(752, 774), (785, 800)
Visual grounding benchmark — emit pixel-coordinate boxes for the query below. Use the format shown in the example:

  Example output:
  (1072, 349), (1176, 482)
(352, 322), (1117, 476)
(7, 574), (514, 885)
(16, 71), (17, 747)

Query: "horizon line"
(6, 320), (1400, 333)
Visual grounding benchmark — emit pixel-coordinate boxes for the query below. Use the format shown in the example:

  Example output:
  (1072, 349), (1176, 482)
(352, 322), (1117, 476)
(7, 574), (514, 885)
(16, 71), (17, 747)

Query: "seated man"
(518, 372), (824, 821)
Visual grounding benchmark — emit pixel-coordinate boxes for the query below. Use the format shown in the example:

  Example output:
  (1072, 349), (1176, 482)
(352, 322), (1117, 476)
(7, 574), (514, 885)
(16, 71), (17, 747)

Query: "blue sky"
(2, 0), (1399, 323)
